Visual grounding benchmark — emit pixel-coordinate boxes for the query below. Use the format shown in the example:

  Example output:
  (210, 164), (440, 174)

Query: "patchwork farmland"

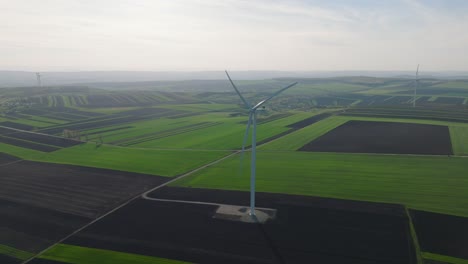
(0, 77), (468, 264)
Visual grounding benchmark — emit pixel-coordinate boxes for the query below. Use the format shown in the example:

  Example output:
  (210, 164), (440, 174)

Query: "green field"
(0, 142), (230, 177)
(39, 244), (190, 264)
(173, 151), (468, 217)
(450, 126), (468, 156)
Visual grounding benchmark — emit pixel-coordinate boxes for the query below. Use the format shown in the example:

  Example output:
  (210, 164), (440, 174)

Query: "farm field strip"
(0, 126), (82, 148)
(112, 122), (223, 146)
(341, 111), (468, 123)
(78, 118), (223, 146)
(450, 126), (468, 156)
(0, 244), (34, 261)
(259, 115), (468, 155)
(410, 210), (468, 261)
(0, 142), (231, 177)
(1, 117), (62, 128)
(0, 135), (60, 152)
(298, 120), (453, 155)
(172, 151), (468, 217)
(157, 103), (239, 112)
(100, 111), (320, 150)
(0, 126), (83, 152)
(0, 160), (167, 218)
(339, 116), (468, 156)
(37, 108), (187, 135)
(36, 244), (191, 264)
(260, 116), (347, 150)
(422, 253), (468, 264)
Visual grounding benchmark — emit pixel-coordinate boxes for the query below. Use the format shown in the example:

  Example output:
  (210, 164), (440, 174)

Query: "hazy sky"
(2, 0), (468, 71)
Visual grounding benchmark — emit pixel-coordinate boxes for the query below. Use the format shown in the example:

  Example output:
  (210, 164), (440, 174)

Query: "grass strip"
(40, 244), (191, 264)
(422, 252), (468, 264)
(405, 207), (423, 264)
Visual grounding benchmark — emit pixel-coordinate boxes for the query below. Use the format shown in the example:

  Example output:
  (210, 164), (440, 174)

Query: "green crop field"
(173, 151), (468, 217)
(450, 126), (468, 156)
(0, 142), (230, 177)
(127, 111), (317, 150)
(39, 244), (190, 264)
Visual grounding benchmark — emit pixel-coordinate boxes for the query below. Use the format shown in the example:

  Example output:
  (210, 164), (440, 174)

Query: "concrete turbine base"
(213, 204), (277, 224)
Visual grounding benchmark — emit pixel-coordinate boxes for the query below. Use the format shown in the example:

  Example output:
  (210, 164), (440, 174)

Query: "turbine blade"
(416, 64), (420, 77)
(252, 82), (298, 110)
(238, 112), (252, 177)
(225, 70), (250, 108)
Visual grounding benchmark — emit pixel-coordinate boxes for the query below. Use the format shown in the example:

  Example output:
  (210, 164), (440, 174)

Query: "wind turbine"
(225, 70), (298, 216)
(36, 72), (42, 87)
(413, 64), (419, 108)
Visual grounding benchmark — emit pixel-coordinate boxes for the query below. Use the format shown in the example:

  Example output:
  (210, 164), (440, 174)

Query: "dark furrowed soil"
(0, 153), (20, 165)
(46, 112), (87, 121)
(0, 160), (169, 263)
(38, 108), (186, 135)
(0, 121), (34, 130)
(0, 136), (60, 152)
(0, 199), (88, 252)
(0, 254), (19, 264)
(286, 112), (336, 129)
(2, 130), (82, 148)
(340, 112), (468, 123)
(64, 188), (415, 264)
(0, 126), (83, 152)
(149, 186), (406, 217)
(299, 120), (453, 155)
(0, 160), (168, 218)
(410, 210), (468, 260)
(435, 97), (465, 105)
(46, 107), (104, 117)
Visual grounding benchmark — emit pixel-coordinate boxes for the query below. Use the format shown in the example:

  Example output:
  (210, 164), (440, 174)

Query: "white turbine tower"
(413, 65), (419, 108)
(226, 70), (297, 216)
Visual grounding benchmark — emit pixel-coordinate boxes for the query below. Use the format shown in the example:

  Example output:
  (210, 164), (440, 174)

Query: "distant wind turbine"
(36, 72), (42, 87)
(413, 65), (419, 108)
(225, 70), (297, 216)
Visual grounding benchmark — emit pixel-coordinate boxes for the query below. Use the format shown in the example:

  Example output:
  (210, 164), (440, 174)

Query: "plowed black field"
(410, 210), (468, 260)
(0, 159), (167, 263)
(0, 160), (167, 218)
(0, 127), (82, 152)
(62, 187), (416, 264)
(299, 120), (452, 155)
(0, 153), (20, 165)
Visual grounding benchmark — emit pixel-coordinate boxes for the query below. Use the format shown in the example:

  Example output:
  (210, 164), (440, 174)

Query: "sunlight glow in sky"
(1, 0), (468, 71)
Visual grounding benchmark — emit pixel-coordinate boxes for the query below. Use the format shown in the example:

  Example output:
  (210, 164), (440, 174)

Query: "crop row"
(0, 126), (81, 152)
(38, 108), (186, 135)
(341, 107), (468, 123)
(112, 122), (222, 146)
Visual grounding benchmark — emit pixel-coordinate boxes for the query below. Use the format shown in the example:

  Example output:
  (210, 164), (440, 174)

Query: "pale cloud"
(0, 0), (467, 71)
